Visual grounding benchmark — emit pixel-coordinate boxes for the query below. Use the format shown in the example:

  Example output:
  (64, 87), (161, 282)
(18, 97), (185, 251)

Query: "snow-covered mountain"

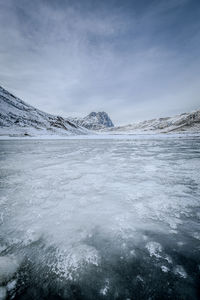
(108, 110), (200, 134)
(1, 84), (199, 138)
(0, 86), (88, 137)
(69, 111), (114, 130)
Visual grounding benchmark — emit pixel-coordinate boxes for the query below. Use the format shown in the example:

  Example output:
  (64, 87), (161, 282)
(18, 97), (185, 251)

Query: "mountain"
(1, 85), (199, 137)
(108, 110), (200, 134)
(69, 111), (114, 130)
(0, 86), (88, 137)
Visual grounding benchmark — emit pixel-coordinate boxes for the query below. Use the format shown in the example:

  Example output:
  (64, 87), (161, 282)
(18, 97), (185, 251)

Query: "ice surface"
(0, 137), (200, 299)
(0, 256), (19, 284)
(0, 287), (7, 300)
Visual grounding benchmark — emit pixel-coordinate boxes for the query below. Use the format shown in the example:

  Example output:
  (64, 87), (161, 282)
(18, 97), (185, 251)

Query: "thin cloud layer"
(0, 0), (200, 124)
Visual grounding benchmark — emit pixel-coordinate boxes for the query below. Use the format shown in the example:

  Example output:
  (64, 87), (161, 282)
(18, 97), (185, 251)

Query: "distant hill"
(108, 110), (200, 134)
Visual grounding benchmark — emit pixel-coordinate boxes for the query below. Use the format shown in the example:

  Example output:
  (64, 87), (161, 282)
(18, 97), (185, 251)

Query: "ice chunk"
(136, 275), (144, 282)
(130, 249), (136, 257)
(192, 232), (200, 240)
(165, 255), (172, 264)
(174, 265), (187, 278)
(145, 242), (162, 258)
(100, 279), (110, 296)
(7, 279), (17, 292)
(161, 266), (169, 273)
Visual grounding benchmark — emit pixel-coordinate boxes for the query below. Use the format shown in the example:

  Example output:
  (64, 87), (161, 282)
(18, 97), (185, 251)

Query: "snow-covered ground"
(0, 122), (200, 141)
(0, 132), (200, 140)
(0, 137), (200, 299)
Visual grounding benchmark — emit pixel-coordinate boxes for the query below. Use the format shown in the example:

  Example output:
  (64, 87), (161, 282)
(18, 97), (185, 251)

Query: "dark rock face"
(69, 111), (114, 130)
(87, 111), (114, 128)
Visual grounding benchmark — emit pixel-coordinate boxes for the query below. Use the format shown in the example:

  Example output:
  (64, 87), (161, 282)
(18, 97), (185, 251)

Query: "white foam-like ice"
(47, 245), (100, 280)
(145, 242), (162, 258)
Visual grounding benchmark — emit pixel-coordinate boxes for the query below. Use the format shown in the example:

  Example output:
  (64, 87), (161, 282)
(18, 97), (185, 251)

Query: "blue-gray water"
(0, 137), (200, 299)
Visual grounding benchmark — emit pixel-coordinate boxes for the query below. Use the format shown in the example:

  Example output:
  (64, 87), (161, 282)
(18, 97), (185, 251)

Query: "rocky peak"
(68, 111), (114, 130)
(87, 112), (114, 128)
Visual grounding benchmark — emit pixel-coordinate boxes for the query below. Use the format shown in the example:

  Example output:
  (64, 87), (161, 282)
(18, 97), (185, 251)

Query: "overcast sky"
(0, 0), (200, 125)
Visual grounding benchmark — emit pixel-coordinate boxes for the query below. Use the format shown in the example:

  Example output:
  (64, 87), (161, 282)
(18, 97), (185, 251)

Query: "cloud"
(0, 0), (200, 124)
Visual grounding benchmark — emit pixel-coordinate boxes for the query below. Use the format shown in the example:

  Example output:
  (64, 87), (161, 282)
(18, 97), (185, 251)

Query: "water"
(0, 137), (200, 299)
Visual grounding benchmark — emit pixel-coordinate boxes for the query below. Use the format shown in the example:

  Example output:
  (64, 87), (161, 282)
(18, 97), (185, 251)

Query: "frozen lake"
(0, 137), (200, 299)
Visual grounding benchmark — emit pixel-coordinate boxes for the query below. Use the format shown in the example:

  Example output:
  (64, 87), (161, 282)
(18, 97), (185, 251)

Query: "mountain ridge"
(0, 85), (114, 137)
(107, 109), (200, 133)
(0, 85), (199, 137)
(0, 85), (88, 137)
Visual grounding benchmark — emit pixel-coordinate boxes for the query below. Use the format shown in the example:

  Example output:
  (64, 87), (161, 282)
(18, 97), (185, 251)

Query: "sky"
(0, 0), (200, 125)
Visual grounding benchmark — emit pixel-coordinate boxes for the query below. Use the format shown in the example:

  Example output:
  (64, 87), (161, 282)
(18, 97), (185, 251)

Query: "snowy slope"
(0, 86), (88, 137)
(108, 110), (200, 134)
(69, 111), (114, 130)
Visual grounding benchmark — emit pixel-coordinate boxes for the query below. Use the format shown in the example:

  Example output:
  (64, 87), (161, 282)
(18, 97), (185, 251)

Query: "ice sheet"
(0, 137), (200, 299)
